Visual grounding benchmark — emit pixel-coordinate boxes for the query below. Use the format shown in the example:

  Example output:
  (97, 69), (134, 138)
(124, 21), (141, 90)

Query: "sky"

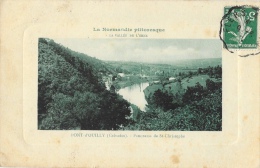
(53, 38), (221, 63)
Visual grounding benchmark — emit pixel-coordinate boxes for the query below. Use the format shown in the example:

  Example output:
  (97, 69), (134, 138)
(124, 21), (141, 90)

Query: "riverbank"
(113, 75), (159, 89)
(117, 82), (150, 112)
(113, 78), (148, 89)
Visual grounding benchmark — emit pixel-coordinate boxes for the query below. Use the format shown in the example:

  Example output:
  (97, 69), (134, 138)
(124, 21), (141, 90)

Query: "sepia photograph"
(1, 1), (259, 167)
(38, 38), (222, 131)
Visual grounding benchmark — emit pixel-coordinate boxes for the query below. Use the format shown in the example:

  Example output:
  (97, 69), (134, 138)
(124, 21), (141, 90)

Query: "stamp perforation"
(220, 5), (260, 57)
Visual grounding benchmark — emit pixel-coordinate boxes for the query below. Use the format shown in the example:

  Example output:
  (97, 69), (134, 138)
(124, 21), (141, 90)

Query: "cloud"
(124, 46), (201, 62)
(53, 38), (221, 63)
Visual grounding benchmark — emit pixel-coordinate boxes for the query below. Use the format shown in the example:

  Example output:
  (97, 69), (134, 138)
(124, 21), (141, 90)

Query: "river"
(117, 82), (149, 112)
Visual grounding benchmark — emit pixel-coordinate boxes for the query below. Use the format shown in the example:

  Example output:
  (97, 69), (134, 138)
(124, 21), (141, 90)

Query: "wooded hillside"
(38, 38), (131, 130)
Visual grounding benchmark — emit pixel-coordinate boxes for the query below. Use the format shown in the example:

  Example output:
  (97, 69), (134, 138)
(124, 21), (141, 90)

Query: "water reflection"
(117, 82), (149, 112)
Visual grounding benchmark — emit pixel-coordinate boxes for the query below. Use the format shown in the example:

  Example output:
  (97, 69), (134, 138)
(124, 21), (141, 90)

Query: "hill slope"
(38, 38), (130, 130)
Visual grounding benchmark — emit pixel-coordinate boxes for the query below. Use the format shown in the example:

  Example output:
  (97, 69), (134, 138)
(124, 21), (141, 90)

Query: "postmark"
(220, 5), (260, 56)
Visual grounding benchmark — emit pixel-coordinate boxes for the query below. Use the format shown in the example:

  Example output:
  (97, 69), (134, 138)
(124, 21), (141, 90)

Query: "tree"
(38, 39), (131, 130)
(39, 92), (100, 130)
(99, 91), (131, 130)
(152, 89), (173, 110)
(182, 82), (204, 104)
(197, 68), (202, 74)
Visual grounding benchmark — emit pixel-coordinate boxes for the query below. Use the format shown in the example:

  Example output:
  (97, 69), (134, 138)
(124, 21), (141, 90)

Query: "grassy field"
(144, 74), (221, 101)
(177, 75), (221, 89)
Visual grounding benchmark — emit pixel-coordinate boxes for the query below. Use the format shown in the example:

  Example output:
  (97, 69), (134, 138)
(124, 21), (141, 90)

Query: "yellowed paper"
(0, 1), (259, 167)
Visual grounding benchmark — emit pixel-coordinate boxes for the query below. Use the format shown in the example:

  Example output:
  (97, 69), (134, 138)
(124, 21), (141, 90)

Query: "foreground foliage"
(123, 67), (222, 131)
(38, 38), (130, 130)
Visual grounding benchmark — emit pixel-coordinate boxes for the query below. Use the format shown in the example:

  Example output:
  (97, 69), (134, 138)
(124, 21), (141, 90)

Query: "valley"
(38, 38), (222, 131)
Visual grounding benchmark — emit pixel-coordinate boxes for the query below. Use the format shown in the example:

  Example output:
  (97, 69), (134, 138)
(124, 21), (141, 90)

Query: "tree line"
(38, 38), (131, 130)
(122, 66), (222, 131)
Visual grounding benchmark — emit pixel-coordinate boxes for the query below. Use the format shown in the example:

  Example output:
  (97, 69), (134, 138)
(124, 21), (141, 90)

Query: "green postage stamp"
(223, 6), (258, 49)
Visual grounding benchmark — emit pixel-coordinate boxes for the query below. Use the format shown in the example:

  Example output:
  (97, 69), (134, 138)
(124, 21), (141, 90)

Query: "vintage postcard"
(38, 38), (222, 131)
(0, 1), (259, 167)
